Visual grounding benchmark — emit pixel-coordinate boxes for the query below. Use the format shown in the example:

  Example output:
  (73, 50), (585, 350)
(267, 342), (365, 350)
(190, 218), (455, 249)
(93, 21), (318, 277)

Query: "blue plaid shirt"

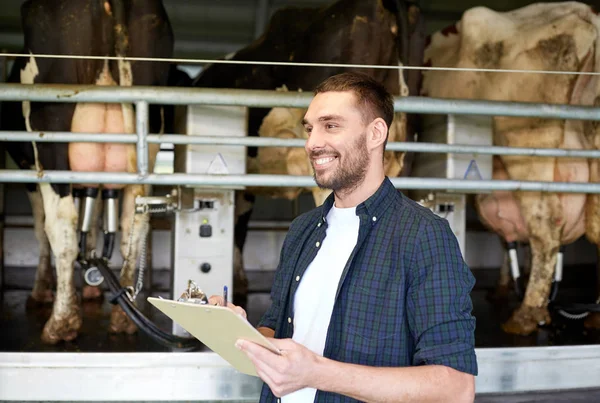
(258, 177), (478, 402)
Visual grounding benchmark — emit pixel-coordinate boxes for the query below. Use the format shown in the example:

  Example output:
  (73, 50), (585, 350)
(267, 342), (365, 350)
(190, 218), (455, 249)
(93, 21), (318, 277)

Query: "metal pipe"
(5, 131), (600, 160)
(0, 83), (313, 107)
(136, 101), (149, 176)
(1, 83), (600, 121)
(3, 170), (600, 193)
(0, 132), (137, 143)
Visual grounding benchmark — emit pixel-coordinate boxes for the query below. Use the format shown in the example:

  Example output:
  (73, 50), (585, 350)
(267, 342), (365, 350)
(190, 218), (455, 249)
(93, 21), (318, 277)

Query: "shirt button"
(288, 317), (292, 323)
(296, 275), (300, 281)
(372, 216), (377, 222)
(317, 222), (321, 227)
(316, 241), (320, 247)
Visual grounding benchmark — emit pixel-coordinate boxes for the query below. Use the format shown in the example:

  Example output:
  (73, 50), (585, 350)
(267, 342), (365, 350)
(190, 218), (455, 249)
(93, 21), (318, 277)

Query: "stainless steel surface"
(8, 131), (600, 159)
(1, 346), (600, 400)
(174, 105), (247, 176)
(136, 101), (149, 176)
(411, 114), (493, 186)
(5, 171), (600, 194)
(0, 132), (137, 143)
(1, 83), (600, 121)
(171, 189), (235, 336)
(104, 197), (119, 233)
(6, 130), (600, 160)
(80, 195), (96, 232)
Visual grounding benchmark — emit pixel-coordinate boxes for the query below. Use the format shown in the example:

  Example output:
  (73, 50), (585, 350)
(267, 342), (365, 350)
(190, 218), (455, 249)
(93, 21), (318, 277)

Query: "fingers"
(207, 295), (247, 319)
(230, 303), (248, 319)
(207, 295), (225, 306)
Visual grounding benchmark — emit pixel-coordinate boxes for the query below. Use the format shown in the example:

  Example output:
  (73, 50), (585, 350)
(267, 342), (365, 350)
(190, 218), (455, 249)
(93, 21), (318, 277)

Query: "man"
(211, 72), (477, 402)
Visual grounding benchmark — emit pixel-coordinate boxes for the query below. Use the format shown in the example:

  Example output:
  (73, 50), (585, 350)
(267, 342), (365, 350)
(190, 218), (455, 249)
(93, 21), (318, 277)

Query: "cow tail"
(394, 0), (410, 82)
(111, 0), (129, 58)
(110, 1), (135, 141)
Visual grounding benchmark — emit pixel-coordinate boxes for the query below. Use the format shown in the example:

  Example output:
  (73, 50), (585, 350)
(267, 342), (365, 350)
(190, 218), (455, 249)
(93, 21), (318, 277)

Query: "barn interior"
(1, 0), (600, 401)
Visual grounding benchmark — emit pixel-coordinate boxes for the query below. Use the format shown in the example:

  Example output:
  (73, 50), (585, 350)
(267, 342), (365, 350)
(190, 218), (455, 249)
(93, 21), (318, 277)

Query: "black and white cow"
(191, 0), (425, 308)
(0, 0), (174, 344)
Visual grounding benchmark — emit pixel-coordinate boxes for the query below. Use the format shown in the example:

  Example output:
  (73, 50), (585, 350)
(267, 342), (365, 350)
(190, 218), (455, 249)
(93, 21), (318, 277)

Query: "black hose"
(552, 302), (600, 313)
(102, 232), (115, 260)
(90, 258), (205, 350)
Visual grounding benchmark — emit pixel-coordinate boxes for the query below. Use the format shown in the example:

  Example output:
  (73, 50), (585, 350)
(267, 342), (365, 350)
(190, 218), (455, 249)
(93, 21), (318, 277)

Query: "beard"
(310, 133), (370, 193)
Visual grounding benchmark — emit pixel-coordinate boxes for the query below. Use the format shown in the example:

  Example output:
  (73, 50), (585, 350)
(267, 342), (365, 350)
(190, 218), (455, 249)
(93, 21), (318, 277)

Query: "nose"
(305, 127), (325, 153)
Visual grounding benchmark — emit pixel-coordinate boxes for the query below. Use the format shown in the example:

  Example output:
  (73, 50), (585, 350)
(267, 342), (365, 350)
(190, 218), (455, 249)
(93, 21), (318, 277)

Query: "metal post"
(136, 101), (149, 176)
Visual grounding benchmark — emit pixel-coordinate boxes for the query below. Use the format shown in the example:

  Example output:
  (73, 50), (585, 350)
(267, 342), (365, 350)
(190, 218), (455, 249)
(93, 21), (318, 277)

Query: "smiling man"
(212, 72), (478, 402)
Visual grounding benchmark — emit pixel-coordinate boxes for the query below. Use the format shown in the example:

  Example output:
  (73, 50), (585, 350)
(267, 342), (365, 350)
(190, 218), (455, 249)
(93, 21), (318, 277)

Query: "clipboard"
(147, 296), (280, 377)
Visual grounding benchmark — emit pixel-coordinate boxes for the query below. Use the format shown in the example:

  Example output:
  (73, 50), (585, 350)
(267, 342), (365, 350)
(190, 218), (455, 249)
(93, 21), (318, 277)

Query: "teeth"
(315, 157), (335, 165)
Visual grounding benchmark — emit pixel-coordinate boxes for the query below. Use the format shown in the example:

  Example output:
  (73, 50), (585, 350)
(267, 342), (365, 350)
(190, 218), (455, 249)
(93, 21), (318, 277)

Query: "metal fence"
(1, 82), (600, 193)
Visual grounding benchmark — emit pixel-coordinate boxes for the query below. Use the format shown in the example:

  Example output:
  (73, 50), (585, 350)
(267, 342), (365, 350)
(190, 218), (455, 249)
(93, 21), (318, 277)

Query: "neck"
(333, 163), (385, 208)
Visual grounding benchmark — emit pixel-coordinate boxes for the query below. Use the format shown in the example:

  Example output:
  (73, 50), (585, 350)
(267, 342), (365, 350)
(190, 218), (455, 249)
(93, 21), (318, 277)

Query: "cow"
(0, 0), (174, 344)
(191, 0), (425, 309)
(421, 1), (600, 335)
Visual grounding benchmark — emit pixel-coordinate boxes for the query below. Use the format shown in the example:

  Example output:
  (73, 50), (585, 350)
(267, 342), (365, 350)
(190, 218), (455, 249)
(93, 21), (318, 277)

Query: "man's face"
(302, 91), (371, 192)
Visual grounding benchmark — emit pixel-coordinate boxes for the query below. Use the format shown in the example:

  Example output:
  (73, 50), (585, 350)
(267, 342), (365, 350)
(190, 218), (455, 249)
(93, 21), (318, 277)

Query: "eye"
(304, 126), (312, 135)
(326, 124), (337, 130)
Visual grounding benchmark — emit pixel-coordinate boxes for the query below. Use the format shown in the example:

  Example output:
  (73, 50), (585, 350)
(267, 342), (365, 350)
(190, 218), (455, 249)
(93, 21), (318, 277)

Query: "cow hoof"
(41, 310), (83, 344)
(583, 312), (600, 329)
(26, 289), (55, 308)
(109, 305), (137, 334)
(82, 285), (104, 301)
(502, 305), (551, 336)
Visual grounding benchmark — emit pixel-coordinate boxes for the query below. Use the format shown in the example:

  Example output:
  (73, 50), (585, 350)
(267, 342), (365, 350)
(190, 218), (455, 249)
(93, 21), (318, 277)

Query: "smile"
(313, 156), (337, 168)
(316, 157), (335, 165)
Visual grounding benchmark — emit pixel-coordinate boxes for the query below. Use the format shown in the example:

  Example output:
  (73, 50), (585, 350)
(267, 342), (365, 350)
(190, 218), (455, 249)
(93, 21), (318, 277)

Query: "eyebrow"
(302, 114), (346, 126)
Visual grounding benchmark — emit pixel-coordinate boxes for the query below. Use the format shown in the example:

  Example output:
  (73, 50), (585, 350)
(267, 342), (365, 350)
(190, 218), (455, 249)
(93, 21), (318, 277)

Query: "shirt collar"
(319, 176), (398, 222)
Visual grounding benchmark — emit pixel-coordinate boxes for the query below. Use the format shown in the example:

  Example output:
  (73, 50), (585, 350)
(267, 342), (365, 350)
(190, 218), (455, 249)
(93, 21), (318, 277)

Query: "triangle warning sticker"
(463, 159), (483, 180)
(207, 153), (229, 174)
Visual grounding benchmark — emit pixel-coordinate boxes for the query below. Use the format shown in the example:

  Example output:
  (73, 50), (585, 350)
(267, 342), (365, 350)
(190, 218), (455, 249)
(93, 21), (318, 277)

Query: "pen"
(223, 285), (228, 306)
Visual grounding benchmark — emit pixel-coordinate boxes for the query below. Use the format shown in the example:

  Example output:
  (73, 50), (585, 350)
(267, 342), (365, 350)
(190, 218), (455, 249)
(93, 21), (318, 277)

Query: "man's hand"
(235, 337), (321, 397)
(207, 295), (247, 319)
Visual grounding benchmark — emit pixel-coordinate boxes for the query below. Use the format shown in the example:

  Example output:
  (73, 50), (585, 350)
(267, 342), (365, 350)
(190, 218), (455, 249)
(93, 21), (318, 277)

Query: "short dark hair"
(314, 71), (395, 138)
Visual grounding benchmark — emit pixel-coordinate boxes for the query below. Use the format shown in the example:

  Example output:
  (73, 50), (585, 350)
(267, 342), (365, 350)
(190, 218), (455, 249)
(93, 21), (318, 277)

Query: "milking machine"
(505, 241), (600, 320)
(411, 113), (600, 320)
(71, 185), (204, 349)
(68, 103), (246, 347)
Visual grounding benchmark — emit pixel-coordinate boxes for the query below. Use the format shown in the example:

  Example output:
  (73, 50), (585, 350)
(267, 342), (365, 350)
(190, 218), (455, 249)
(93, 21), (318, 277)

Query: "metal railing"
(1, 83), (600, 193)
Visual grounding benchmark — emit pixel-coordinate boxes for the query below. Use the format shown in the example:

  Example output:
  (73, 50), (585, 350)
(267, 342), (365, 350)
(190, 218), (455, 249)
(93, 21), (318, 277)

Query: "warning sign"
(463, 159), (483, 180)
(207, 153), (229, 174)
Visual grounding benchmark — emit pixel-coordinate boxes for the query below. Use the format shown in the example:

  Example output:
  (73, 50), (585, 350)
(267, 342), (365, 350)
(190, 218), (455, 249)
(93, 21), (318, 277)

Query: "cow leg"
(38, 183), (81, 344)
(108, 184), (147, 334)
(502, 191), (560, 335)
(26, 188), (54, 306)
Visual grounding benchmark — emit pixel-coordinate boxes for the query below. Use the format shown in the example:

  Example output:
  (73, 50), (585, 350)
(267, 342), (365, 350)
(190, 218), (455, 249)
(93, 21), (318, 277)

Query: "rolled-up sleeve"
(407, 217), (478, 375)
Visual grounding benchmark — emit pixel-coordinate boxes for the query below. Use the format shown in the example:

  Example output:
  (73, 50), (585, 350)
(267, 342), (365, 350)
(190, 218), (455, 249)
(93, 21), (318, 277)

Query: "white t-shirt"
(281, 204), (360, 403)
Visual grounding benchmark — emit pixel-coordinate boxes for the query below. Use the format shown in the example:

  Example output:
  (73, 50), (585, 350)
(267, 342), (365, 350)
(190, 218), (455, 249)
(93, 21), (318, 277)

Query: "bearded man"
(211, 72), (478, 402)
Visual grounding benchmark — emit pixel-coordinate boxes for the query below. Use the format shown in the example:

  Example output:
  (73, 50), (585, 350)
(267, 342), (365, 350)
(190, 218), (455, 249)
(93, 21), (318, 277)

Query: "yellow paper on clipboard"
(147, 296), (280, 377)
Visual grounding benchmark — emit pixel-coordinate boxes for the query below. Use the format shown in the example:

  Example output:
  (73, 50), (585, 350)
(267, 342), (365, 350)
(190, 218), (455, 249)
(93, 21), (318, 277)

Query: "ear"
(368, 118), (388, 150)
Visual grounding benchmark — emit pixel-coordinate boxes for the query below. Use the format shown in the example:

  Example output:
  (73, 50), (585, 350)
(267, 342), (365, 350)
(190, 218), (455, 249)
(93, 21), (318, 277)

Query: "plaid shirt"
(258, 177), (478, 402)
